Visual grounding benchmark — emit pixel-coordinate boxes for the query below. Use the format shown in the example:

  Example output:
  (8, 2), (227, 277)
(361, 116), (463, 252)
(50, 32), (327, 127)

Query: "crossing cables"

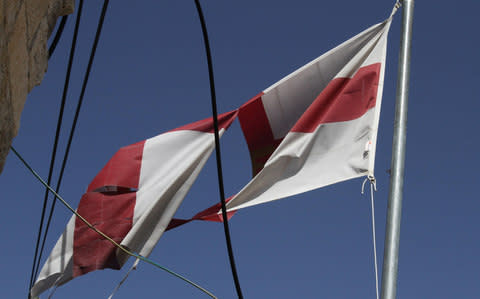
(12, 147), (217, 299)
(28, 0), (111, 295)
(28, 0), (85, 293)
(30, 1), (244, 297)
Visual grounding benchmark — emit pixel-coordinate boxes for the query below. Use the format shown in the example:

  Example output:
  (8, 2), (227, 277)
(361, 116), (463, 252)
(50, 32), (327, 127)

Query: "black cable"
(30, 0), (110, 292)
(193, 1), (244, 298)
(28, 1), (84, 294)
(48, 15), (68, 58)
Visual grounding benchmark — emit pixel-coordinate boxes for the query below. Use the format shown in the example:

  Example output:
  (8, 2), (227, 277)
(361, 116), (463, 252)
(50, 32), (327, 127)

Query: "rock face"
(0, 0), (74, 173)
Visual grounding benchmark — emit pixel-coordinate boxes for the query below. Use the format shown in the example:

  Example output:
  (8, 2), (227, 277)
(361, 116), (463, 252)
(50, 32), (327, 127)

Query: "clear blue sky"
(2, 1), (479, 298)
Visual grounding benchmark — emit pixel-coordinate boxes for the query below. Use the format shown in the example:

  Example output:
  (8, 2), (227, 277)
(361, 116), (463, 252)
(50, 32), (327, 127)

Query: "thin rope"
(11, 146), (217, 299)
(48, 15), (68, 58)
(362, 177), (379, 299)
(29, 1), (84, 292)
(193, 1), (244, 298)
(107, 259), (139, 299)
(46, 284), (58, 299)
(390, 0), (402, 18)
(34, 0), (109, 287)
(45, 273), (64, 299)
(370, 182), (379, 299)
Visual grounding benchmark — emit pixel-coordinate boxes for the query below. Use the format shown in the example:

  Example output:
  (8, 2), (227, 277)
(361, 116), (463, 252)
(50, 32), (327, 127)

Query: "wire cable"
(193, 1), (244, 298)
(11, 146), (217, 299)
(48, 15), (68, 58)
(33, 0), (110, 289)
(28, 1), (84, 293)
(34, 0), (110, 280)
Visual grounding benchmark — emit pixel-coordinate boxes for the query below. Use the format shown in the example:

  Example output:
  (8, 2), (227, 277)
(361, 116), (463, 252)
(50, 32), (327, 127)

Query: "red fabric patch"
(166, 218), (192, 231)
(74, 140), (145, 277)
(166, 197), (237, 231)
(87, 140), (145, 192)
(292, 63), (381, 132)
(238, 93), (283, 176)
(192, 197), (237, 222)
(170, 110), (238, 133)
(73, 191), (136, 277)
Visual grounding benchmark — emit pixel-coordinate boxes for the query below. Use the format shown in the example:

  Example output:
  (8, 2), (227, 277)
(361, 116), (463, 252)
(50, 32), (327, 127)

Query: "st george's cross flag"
(30, 111), (238, 298)
(165, 17), (393, 225)
(226, 18), (392, 211)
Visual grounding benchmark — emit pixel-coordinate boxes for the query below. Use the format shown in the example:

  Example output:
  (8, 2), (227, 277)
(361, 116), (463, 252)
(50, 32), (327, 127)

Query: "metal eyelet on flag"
(361, 175), (377, 194)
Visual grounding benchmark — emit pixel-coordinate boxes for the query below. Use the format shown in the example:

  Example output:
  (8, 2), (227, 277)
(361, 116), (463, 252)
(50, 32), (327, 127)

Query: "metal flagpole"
(380, 1), (414, 299)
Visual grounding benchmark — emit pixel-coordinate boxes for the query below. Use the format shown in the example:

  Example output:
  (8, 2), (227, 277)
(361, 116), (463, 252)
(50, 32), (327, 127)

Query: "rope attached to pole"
(193, 1), (244, 298)
(362, 177), (379, 299)
(369, 182), (380, 299)
(12, 146), (217, 299)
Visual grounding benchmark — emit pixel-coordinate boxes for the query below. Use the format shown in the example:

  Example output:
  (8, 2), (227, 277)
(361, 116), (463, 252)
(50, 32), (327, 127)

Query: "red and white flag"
(32, 15), (393, 296)
(30, 111), (238, 297)
(226, 19), (392, 211)
(166, 18), (393, 227)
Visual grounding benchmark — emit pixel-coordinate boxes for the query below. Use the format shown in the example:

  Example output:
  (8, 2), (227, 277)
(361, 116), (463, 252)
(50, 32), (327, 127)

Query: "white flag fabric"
(30, 111), (238, 297)
(227, 19), (392, 211)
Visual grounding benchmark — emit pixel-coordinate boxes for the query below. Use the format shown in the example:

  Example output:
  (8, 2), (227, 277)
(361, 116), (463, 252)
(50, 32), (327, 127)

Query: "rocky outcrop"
(0, 0), (74, 173)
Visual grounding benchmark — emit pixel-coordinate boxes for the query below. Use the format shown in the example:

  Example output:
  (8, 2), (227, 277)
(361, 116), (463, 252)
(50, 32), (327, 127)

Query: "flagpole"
(380, 1), (414, 299)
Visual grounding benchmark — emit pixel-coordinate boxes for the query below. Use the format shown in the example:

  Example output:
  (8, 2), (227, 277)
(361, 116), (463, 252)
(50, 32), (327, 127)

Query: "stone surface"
(0, 0), (74, 173)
